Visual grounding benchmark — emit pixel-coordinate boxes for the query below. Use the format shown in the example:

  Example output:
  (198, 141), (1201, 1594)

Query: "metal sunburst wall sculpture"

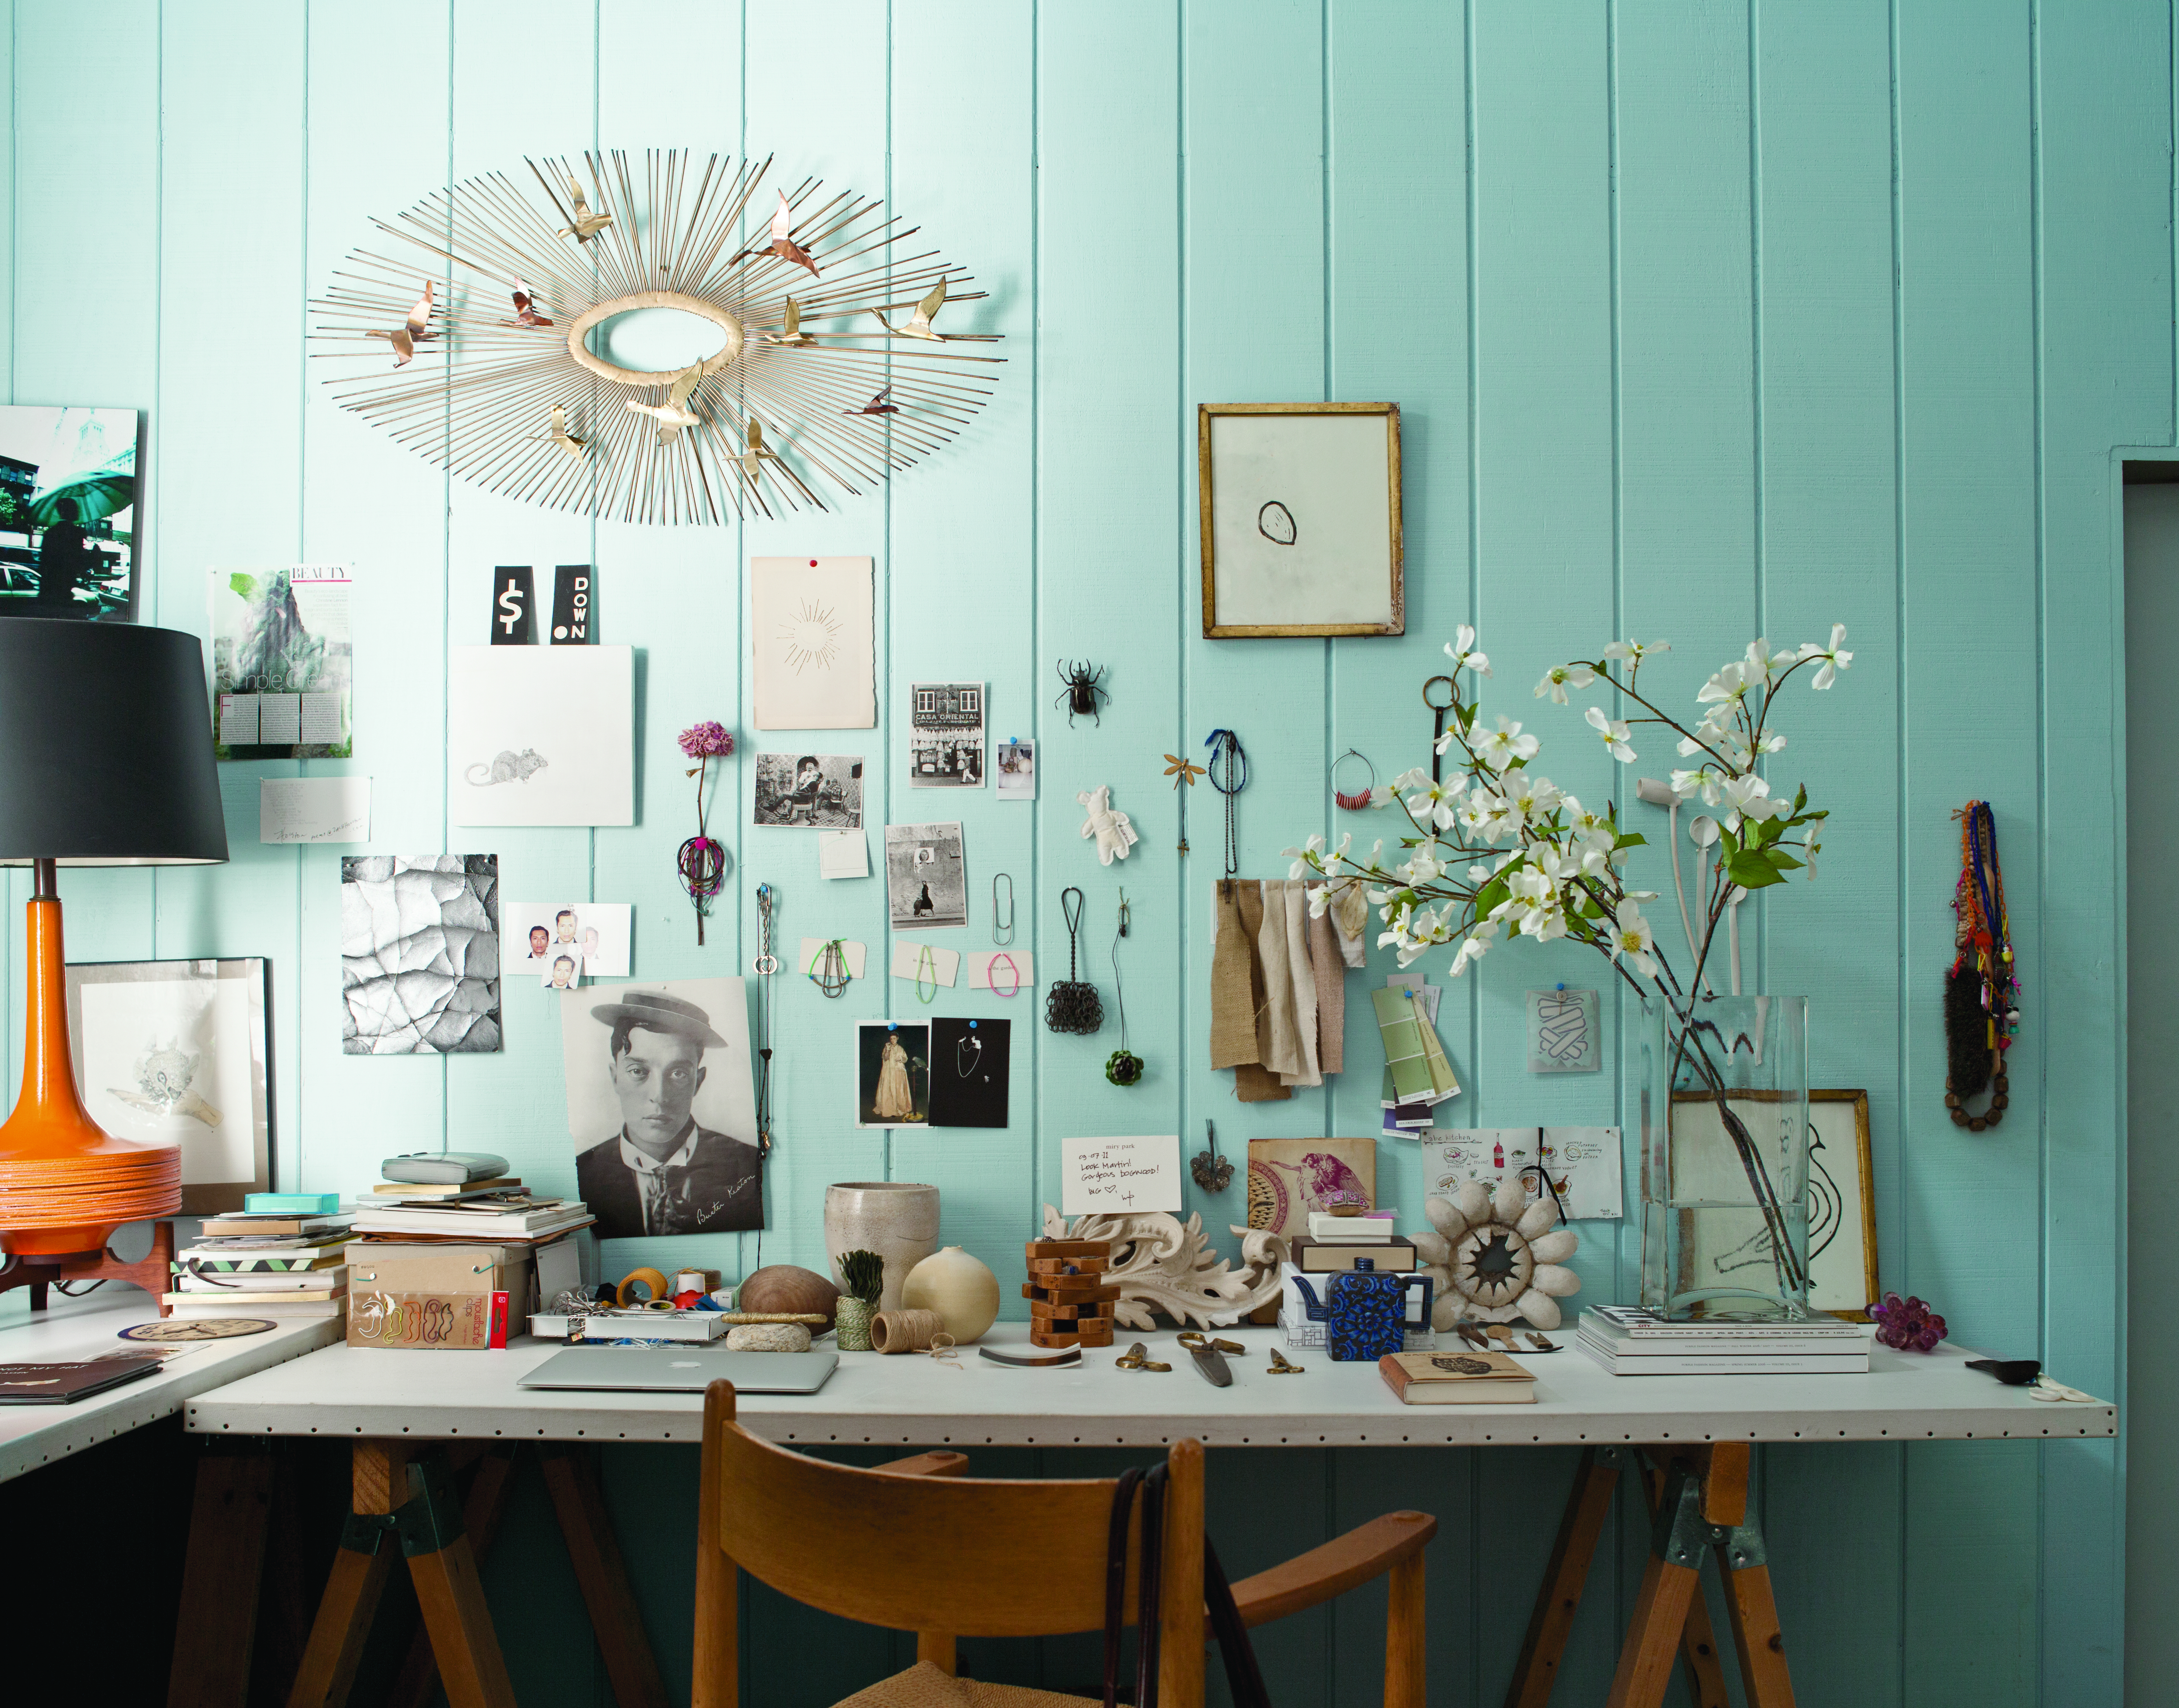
(311, 150), (1002, 525)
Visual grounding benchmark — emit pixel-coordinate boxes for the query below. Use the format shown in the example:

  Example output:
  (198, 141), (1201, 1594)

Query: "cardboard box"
(1288, 1235), (1417, 1273)
(345, 1241), (532, 1350)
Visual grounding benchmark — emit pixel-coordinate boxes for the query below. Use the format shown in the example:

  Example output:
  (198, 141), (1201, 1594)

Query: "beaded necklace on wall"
(1944, 800), (2021, 1131)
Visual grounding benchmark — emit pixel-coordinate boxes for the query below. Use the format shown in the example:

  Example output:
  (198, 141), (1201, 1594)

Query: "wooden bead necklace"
(1944, 800), (2020, 1131)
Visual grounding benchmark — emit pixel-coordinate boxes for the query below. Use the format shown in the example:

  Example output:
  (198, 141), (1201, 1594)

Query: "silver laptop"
(519, 1347), (838, 1395)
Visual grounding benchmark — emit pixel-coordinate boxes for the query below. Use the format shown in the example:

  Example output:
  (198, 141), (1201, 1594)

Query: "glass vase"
(1638, 994), (1813, 1321)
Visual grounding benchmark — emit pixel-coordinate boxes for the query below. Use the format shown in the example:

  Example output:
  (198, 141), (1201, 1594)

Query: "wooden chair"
(694, 1380), (1437, 1708)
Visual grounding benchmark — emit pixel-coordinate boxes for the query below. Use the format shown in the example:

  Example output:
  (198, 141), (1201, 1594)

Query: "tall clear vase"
(1638, 994), (1813, 1321)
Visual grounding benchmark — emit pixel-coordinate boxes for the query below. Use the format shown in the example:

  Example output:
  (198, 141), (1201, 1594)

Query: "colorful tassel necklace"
(1944, 801), (2020, 1131)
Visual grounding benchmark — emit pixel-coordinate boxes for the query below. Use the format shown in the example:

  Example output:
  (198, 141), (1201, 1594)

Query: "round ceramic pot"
(901, 1245), (1002, 1344)
(834, 1296), (874, 1352)
(824, 1182), (941, 1314)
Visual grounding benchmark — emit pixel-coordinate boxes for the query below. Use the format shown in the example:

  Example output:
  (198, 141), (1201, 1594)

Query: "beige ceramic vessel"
(900, 1244), (1002, 1344)
(824, 1182), (941, 1314)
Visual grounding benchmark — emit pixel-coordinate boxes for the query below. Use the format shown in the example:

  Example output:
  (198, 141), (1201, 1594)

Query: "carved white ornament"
(1040, 1205), (1288, 1330)
(1411, 1178), (1582, 1330)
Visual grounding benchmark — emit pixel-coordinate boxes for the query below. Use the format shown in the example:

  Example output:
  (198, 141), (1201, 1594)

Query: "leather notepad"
(0, 1357), (163, 1405)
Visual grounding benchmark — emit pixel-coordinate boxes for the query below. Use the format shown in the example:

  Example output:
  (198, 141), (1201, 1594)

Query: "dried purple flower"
(1868, 1290), (1948, 1353)
(678, 720), (735, 759)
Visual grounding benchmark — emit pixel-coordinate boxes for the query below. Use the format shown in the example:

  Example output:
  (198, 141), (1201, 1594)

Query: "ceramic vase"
(834, 1296), (874, 1352)
(900, 1245), (1002, 1344)
(824, 1182), (941, 1314)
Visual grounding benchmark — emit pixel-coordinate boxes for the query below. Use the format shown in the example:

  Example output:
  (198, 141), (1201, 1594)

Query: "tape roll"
(616, 1266), (671, 1307)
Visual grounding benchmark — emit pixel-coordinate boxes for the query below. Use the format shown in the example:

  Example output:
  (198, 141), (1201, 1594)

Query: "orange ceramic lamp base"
(0, 873), (180, 1257)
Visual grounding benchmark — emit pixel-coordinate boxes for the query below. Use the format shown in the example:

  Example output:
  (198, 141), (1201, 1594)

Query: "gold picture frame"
(1198, 401), (1404, 637)
(1669, 1087), (1878, 1320)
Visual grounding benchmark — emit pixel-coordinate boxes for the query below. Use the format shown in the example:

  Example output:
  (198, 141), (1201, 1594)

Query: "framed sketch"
(64, 958), (273, 1213)
(448, 644), (633, 827)
(1198, 401), (1403, 638)
(1670, 1088), (1878, 1320)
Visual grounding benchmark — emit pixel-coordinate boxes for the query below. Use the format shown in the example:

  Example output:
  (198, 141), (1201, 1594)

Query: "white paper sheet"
(504, 902), (633, 979)
(259, 776), (371, 844)
(818, 829), (869, 880)
(890, 941), (961, 988)
(751, 556), (876, 729)
(798, 937), (867, 980)
(448, 645), (634, 827)
(1062, 1135), (1184, 1215)
(1422, 1127), (1624, 1222)
(965, 951), (1034, 992)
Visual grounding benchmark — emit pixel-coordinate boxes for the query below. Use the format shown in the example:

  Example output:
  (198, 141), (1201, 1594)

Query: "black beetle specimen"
(1056, 659), (1108, 727)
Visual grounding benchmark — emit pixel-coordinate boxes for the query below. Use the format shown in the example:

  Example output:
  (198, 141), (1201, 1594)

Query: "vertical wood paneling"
(2037, 4), (2172, 1698)
(295, 0), (453, 1185)
(1468, 6), (1622, 1700)
(1036, 0), (1182, 1227)
(1747, 4), (1908, 1701)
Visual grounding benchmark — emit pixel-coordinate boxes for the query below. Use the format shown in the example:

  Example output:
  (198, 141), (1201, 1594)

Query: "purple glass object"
(1868, 1290), (1948, 1353)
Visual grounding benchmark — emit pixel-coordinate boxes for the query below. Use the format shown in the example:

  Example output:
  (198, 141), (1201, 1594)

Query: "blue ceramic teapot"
(1324, 1258), (1434, 1361)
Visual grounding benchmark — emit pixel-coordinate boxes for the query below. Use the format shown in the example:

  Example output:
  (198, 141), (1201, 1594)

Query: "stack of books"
(350, 1180), (593, 1245)
(1575, 1305), (1873, 1375)
(168, 1206), (354, 1321)
(1378, 1347), (1535, 1404)
(1287, 1210), (1418, 1274)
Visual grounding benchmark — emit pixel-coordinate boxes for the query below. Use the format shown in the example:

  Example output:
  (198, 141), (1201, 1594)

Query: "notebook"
(0, 1357), (164, 1405)
(1378, 1349), (1536, 1404)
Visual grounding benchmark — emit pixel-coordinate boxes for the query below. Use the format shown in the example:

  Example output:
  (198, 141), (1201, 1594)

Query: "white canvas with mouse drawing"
(449, 644), (633, 826)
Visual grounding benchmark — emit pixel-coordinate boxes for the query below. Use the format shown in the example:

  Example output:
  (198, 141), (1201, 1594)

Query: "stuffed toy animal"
(1077, 786), (1138, 865)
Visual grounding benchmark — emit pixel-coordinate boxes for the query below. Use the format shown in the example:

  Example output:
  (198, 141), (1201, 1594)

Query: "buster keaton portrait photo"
(571, 988), (762, 1239)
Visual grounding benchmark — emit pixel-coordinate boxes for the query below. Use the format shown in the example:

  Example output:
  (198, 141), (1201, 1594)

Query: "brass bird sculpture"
(873, 278), (953, 342)
(766, 296), (818, 347)
(556, 175), (612, 243)
(506, 279), (553, 327)
(736, 189), (818, 279)
(624, 365), (705, 442)
(538, 404), (586, 459)
(843, 385), (899, 417)
(366, 281), (437, 367)
(731, 416), (784, 482)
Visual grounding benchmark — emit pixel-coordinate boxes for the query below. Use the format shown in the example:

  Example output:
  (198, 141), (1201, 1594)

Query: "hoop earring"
(1331, 747), (1376, 811)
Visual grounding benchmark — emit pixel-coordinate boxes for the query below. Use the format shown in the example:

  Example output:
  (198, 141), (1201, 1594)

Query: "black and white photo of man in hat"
(569, 985), (762, 1239)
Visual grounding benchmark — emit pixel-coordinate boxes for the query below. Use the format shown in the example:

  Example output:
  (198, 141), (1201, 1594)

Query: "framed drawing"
(1198, 401), (1403, 637)
(64, 958), (274, 1213)
(447, 644), (634, 827)
(1670, 1088), (1878, 1320)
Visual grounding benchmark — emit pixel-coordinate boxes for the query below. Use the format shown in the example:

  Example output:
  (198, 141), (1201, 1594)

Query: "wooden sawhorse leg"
(1509, 1442), (1796, 1708)
(168, 1440), (278, 1708)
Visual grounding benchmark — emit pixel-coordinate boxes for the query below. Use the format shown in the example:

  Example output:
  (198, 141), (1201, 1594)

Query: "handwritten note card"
(1061, 1135), (1184, 1216)
(260, 776), (371, 844)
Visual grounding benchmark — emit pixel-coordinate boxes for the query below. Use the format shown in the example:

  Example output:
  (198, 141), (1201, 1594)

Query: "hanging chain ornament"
(1331, 748), (1377, 811)
(1106, 891), (1144, 1086)
(1045, 886), (1104, 1035)
(311, 151), (1002, 525)
(1945, 801), (2020, 1131)
(752, 883), (779, 1154)
(1206, 729), (1249, 878)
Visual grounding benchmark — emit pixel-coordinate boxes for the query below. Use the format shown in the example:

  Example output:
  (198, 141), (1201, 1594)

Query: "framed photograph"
(560, 979), (762, 1240)
(856, 1021), (930, 1129)
(1670, 1088), (1878, 1320)
(64, 958), (272, 1213)
(884, 822), (967, 929)
(751, 752), (864, 829)
(1198, 401), (1403, 638)
(0, 404), (140, 620)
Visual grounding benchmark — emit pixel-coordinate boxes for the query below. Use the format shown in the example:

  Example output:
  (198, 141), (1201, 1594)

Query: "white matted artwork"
(751, 554), (877, 729)
(884, 822), (967, 929)
(1670, 1090), (1877, 1318)
(448, 644), (633, 826)
(1526, 987), (1600, 1073)
(1422, 1127), (1623, 1222)
(1199, 402), (1403, 638)
(1062, 1135), (1184, 1216)
(506, 901), (633, 980)
(65, 958), (272, 1213)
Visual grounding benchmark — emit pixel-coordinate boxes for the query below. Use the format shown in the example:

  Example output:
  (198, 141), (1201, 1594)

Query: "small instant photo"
(995, 737), (1036, 801)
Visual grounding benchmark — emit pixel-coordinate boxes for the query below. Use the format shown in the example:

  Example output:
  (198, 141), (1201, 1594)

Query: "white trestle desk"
(183, 1324), (2114, 1708)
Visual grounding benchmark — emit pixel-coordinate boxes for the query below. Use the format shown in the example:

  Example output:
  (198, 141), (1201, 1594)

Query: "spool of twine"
(870, 1308), (946, 1354)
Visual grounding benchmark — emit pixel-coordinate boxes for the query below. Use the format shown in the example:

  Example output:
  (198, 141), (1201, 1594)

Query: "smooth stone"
(726, 1323), (812, 1353)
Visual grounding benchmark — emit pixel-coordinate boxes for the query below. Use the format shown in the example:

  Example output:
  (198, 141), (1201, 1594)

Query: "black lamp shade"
(0, 621), (229, 865)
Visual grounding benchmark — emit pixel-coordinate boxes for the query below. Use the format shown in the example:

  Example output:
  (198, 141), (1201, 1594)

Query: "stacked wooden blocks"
(1023, 1238), (1117, 1349)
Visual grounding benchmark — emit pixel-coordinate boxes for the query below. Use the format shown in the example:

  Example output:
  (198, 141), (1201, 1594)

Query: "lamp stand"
(0, 1220), (175, 1314)
(0, 858), (182, 1279)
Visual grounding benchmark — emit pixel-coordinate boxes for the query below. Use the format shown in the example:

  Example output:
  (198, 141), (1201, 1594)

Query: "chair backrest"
(693, 1381), (1206, 1708)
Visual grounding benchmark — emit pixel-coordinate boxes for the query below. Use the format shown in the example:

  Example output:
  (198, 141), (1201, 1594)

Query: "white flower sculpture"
(1412, 1180), (1582, 1330)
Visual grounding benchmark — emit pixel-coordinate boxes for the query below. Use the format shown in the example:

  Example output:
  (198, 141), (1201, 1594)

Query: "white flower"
(1283, 833), (1328, 879)
(1448, 918), (1500, 977)
(1477, 715), (1540, 772)
(1804, 824), (1822, 879)
(1391, 766), (1431, 794)
(1800, 623), (1853, 690)
(1446, 625), (1492, 678)
(1368, 784), (1397, 810)
(1566, 798), (1609, 840)
(1478, 793), (1527, 841)
(1603, 637), (1669, 665)
(1721, 774), (1783, 832)
(1696, 661), (1749, 707)
(1671, 765), (1725, 806)
(1757, 732), (1787, 754)
(1403, 777), (1458, 818)
(1507, 773), (1564, 821)
(1577, 828), (1618, 878)
(1535, 663), (1596, 704)
(1608, 899), (1658, 978)
(1744, 637), (1794, 684)
(1399, 847), (1446, 886)
(1585, 705), (1636, 762)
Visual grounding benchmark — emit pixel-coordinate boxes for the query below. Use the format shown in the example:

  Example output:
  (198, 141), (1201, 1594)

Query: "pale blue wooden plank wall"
(0, 2), (2162, 1701)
